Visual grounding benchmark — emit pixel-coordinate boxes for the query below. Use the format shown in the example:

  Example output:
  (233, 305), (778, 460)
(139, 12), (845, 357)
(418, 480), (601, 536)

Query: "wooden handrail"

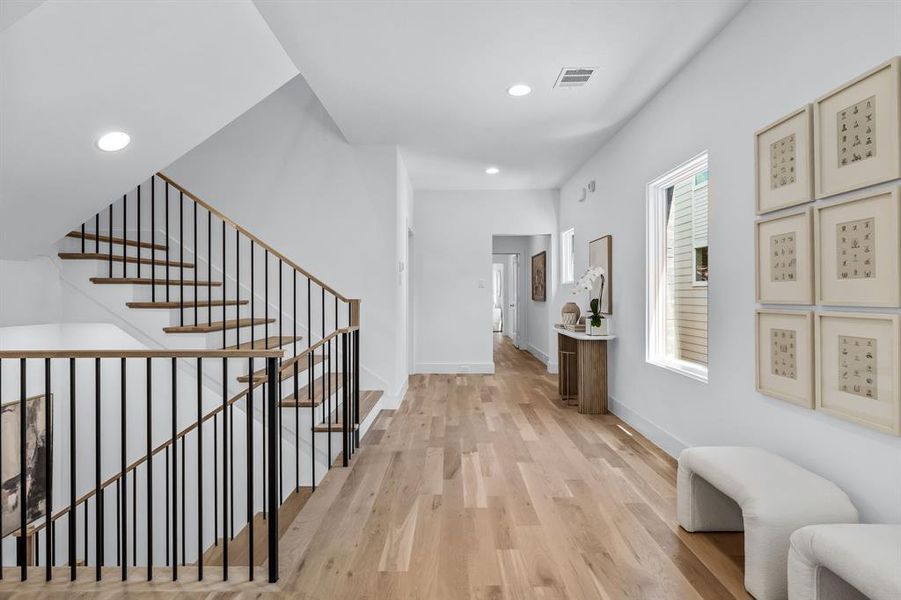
(0, 349), (283, 359)
(155, 172), (349, 302)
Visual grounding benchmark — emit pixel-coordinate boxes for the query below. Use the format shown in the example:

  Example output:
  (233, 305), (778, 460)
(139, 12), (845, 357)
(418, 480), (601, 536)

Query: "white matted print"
(816, 312), (900, 435)
(815, 186), (900, 307)
(756, 105), (814, 214)
(814, 57), (900, 198)
(756, 208), (813, 304)
(756, 310), (814, 408)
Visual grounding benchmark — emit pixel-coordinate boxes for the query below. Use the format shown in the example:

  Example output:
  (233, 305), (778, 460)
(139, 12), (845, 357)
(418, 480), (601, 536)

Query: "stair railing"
(0, 349), (288, 584)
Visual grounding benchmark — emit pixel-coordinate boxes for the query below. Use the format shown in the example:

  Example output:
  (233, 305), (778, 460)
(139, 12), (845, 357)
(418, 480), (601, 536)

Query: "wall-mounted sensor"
(587, 180), (596, 193)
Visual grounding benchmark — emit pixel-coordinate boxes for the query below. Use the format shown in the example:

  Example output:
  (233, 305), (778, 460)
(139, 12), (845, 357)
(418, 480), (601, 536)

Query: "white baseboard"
(526, 344), (549, 365)
(415, 362), (495, 374)
(608, 394), (688, 459)
(380, 377), (408, 410)
(547, 360), (558, 374)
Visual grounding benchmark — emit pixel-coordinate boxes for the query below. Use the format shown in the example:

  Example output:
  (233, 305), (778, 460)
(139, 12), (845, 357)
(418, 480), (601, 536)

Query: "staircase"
(0, 173), (384, 587)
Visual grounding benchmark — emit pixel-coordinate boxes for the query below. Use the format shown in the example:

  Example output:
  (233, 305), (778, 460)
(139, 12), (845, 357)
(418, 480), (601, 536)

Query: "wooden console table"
(556, 327), (615, 414)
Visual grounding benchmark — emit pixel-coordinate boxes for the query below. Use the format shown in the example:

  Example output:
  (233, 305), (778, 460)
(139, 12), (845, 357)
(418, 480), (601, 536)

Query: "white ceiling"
(255, 0), (747, 190)
(0, 0), (298, 258)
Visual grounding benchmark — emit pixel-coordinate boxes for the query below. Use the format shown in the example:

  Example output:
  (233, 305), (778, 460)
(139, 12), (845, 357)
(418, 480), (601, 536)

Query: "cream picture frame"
(815, 186), (901, 307)
(756, 208), (813, 304)
(814, 57), (900, 199)
(815, 312), (901, 435)
(756, 310), (814, 408)
(755, 105), (814, 214)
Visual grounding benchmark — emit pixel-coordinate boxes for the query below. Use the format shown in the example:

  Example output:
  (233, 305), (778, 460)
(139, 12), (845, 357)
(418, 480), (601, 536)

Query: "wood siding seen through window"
(665, 175), (708, 366)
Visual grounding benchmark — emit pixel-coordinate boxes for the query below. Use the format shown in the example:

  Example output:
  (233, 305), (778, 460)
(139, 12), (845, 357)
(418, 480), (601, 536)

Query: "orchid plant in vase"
(572, 266), (607, 335)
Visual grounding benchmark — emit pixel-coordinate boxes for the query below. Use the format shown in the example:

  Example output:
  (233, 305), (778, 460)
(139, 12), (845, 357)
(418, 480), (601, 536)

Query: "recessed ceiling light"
(507, 84), (531, 97)
(485, 167), (500, 175)
(97, 131), (130, 152)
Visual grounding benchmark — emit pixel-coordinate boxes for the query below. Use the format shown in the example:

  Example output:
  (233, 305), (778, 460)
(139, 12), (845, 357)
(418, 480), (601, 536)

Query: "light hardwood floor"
(280, 334), (747, 599)
(1, 335), (747, 599)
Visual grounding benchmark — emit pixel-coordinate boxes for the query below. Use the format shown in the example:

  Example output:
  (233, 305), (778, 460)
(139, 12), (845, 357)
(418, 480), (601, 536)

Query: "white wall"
(414, 190), (556, 373)
(557, 1), (901, 522)
(0, 258), (63, 326)
(164, 75), (410, 399)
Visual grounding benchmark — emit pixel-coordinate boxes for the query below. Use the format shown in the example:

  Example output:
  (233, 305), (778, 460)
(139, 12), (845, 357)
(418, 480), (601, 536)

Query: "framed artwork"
(755, 105), (814, 214)
(531, 251), (546, 301)
(815, 186), (901, 307)
(1, 394), (50, 537)
(756, 310), (814, 408)
(816, 312), (900, 435)
(813, 57), (900, 198)
(755, 208), (813, 304)
(588, 235), (612, 314)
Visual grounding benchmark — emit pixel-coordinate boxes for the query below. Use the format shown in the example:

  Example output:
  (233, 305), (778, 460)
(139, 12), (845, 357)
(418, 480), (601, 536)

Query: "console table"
(555, 327), (615, 414)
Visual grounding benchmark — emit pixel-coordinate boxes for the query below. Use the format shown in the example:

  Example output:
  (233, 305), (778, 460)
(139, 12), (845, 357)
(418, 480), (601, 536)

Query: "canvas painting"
(588, 235), (612, 314)
(756, 310), (814, 408)
(814, 57), (900, 198)
(755, 105), (814, 214)
(1, 394), (50, 537)
(816, 312), (900, 435)
(531, 251), (546, 302)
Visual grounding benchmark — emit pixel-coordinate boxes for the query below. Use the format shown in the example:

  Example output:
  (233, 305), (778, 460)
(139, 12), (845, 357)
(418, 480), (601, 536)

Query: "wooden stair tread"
(164, 318), (275, 334)
(90, 277), (222, 286)
(239, 352), (324, 383)
(58, 252), (194, 268)
(67, 230), (168, 251)
(201, 486), (313, 567)
(313, 390), (382, 432)
(279, 372), (342, 408)
(226, 336), (299, 351)
(127, 299), (249, 309)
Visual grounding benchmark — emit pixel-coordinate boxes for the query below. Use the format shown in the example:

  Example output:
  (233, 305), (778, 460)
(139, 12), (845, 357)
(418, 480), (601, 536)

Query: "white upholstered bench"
(677, 447), (859, 600)
(788, 524), (901, 600)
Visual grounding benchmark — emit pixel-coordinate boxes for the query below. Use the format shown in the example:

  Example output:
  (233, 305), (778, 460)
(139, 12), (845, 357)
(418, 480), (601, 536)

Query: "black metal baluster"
(166, 182), (171, 302)
(235, 230), (240, 353)
(171, 358), (178, 581)
(266, 357), (279, 583)
(342, 334), (349, 467)
(180, 192), (184, 326)
(165, 445), (170, 567)
(109, 203), (114, 277)
(265, 250), (269, 349)
(0, 359), (2, 578)
(44, 358), (52, 580)
(278, 259), (283, 502)
(208, 211), (212, 327)
(229, 402), (234, 540)
(81, 223), (86, 253)
(132, 468), (136, 567)
(146, 357), (153, 580)
(152, 175), (156, 301)
(294, 271), (299, 493)
(196, 358), (204, 581)
(321, 288), (326, 430)
(137, 183), (142, 279)
(68, 358), (75, 580)
(309, 279), (314, 490)
(223, 222), (227, 350)
(193, 200), (198, 325)
(251, 241), (255, 348)
(94, 358), (102, 580)
(122, 194), (127, 278)
(222, 356), (229, 580)
(84, 500), (88, 567)
(214, 412), (218, 547)
(95, 213), (100, 255)
(355, 328), (361, 448)
(246, 358), (254, 579)
(17, 359), (26, 580)
(121, 358), (128, 581)
(180, 436), (185, 567)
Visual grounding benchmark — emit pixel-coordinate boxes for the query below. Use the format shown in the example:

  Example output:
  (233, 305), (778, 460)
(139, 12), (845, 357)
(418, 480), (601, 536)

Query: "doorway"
(491, 251), (520, 348)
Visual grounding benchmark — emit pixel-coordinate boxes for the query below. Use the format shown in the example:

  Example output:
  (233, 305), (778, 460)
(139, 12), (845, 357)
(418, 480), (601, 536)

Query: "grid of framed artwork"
(754, 56), (901, 436)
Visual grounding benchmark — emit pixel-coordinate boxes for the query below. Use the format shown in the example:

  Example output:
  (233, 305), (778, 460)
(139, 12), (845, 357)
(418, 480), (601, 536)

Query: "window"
(561, 228), (575, 283)
(646, 152), (709, 382)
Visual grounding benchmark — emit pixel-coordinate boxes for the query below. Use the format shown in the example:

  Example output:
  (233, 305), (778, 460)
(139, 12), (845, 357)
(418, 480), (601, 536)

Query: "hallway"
(282, 335), (747, 599)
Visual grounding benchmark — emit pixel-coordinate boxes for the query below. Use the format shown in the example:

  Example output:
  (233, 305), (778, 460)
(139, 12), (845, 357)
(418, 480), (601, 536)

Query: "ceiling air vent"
(554, 67), (595, 89)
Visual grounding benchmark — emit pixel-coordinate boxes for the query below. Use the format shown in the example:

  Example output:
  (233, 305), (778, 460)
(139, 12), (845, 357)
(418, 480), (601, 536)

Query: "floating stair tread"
(240, 352), (324, 384)
(127, 299), (249, 309)
(313, 390), (382, 432)
(201, 486), (313, 567)
(67, 230), (168, 251)
(59, 252), (194, 268)
(226, 336), (299, 351)
(279, 372), (342, 408)
(163, 318), (275, 334)
(90, 277), (222, 287)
